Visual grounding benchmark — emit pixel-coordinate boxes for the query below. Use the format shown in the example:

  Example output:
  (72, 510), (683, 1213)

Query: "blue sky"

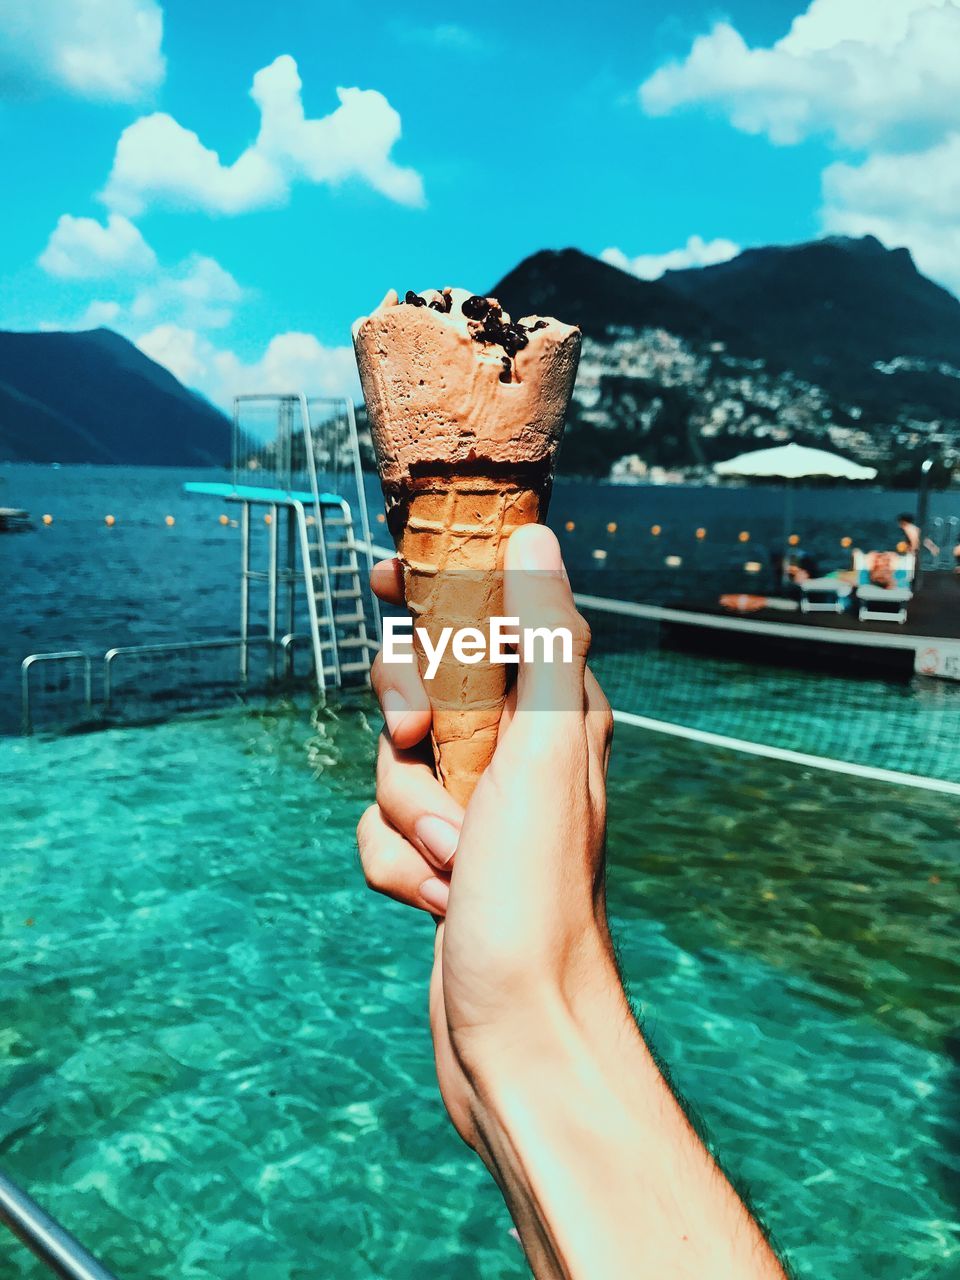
(2, 1), (957, 406)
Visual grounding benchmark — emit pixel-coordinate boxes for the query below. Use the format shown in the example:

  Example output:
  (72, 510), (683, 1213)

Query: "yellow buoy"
(376, 513), (386, 524)
(219, 514), (229, 526)
(164, 515), (175, 527)
(738, 530), (750, 542)
(650, 524), (661, 536)
(264, 513), (272, 526)
(104, 514), (116, 527)
(42, 514), (53, 526)
(896, 539), (908, 553)
(606, 521), (617, 534)
(788, 533), (800, 546)
(695, 527), (707, 540)
(564, 520), (575, 532)
(840, 536), (852, 548)
(744, 561), (762, 573)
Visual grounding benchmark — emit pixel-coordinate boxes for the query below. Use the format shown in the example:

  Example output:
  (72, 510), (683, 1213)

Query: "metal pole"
(240, 502), (250, 681)
(780, 481), (794, 587)
(268, 502), (278, 680)
(915, 457), (935, 588)
(285, 505), (296, 678)
(344, 398), (382, 642)
(0, 1170), (120, 1280)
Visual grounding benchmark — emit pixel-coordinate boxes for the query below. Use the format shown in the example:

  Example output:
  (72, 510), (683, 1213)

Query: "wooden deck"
(658, 572), (960, 681)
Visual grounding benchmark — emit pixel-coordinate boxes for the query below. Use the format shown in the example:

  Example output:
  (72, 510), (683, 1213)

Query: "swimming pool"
(1, 699), (957, 1278)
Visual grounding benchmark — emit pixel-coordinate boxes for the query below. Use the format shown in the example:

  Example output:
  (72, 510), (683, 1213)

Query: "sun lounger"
(799, 577), (854, 614)
(853, 551), (914, 625)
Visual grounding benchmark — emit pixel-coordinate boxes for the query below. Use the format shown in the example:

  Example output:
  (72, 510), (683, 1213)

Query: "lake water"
(4, 463), (960, 687)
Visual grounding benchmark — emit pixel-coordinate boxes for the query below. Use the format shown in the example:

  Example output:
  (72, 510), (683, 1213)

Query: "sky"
(1, 0), (958, 409)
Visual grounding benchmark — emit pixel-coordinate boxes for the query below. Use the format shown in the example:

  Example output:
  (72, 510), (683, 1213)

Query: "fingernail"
(382, 688), (410, 738)
(415, 815), (460, 866)
(517, 525), (563, 573)
(419, 877), (450, 913)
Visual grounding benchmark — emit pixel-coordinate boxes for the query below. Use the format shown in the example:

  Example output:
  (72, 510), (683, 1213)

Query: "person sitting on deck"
(896, 513), (939, 558)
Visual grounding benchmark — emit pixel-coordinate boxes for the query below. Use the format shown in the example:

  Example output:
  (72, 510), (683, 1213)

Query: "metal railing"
(102, 636), (273, 710)
(20, 652), (92, 736)
(21, 638), (282, 733)
(928, 515), (959, 568)
(0, 1170), (119, 1280)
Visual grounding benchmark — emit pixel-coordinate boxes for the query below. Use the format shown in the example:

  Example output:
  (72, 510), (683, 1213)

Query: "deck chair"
(853, 551), (915, 625)
(799, 576), (854, 614)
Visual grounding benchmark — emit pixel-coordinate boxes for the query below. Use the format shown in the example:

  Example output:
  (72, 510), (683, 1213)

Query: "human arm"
(357, 524), (789, 1279)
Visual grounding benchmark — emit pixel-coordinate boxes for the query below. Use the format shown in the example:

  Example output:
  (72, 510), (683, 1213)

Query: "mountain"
(0, 328), (230, 465)
(489, 239), (960, 481)
(661, 235), (960, 408)
(493, 248), (734, 345)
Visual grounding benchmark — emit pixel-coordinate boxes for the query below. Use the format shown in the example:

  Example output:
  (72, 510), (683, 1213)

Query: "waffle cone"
(395, 473), (545, 806)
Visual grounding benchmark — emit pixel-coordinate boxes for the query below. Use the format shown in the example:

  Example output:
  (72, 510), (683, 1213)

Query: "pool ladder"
(303, 498), (377, 687)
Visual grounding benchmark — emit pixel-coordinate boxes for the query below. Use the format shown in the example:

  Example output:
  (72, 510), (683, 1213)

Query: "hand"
(357, 524), (615, 1147)
(357, 524), (787, 1280)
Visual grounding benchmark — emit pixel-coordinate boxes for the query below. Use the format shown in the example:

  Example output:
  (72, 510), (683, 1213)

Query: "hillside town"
(566, 326), (959, 483)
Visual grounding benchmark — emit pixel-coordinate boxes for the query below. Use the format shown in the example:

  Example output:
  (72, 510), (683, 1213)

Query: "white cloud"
(0, 0), (164, 102)
(602, 235), (740, 280)
(43, 235), (246, 335)
(38, 213), (157, 279)
(128, 254), (244, 329)
(77, 300), (124, 328)
(822, 133), (960, 293)
(640, 0), (960, 149)
(136, 325), (360, 407)
(102, 53), (424, 216)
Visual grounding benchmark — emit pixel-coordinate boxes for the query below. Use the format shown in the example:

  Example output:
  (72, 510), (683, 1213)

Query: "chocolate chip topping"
(400, 289), (550, 384)
(461, 294), (491, 321)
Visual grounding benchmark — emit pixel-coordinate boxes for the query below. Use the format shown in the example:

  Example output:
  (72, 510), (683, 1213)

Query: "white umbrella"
(714, 442), (877, 581)
(714, 442), (877, 481)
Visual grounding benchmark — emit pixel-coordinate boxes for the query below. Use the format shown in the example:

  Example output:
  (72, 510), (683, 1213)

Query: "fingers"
(357, 804), (449, 915)
(370, 647), (431, 750)
(584, 666), (614, 775)
(503, 524), (591, 716)
(376, 730), (464, 869)
(370, 557), (404, 606)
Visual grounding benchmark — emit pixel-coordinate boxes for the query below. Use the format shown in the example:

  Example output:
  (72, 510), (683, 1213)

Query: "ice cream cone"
(354, 287), (580, 805)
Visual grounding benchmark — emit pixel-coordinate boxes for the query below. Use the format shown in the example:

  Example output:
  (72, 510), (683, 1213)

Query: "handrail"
(103, 637), (271, 708)
(0, 1170), (120, 1280)
(295, 399), (341, 687)
(290, 500), (328, 692)
(20, 651), (92, 736)
(343, 397), (382, 643)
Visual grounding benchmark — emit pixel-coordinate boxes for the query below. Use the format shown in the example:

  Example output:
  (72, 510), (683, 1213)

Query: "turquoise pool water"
(1, 701), (958, 1278)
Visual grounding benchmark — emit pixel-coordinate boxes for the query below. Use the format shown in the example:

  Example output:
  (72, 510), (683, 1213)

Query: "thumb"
(503, 524), (590, 716)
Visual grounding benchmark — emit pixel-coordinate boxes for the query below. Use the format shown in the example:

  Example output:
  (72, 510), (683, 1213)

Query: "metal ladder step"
(311, 564), (361, 576)
(314, 588), (366, 603)
(317, 635), (375, 650)
(324, 660), (372, 677)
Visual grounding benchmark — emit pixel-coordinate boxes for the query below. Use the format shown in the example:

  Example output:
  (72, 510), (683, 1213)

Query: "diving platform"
(183, 394), (381, 693)
(19, 394), (383, 734)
